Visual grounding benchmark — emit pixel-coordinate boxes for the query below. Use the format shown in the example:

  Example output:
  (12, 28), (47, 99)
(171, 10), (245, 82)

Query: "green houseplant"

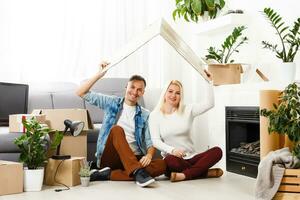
(172, 0), (225, 22)
(14, 118), (63, 169)
(262, 8), (300, 63)
(204, 26), (248, 85)
(261, 7), (300, 82)
(205, 25), (248, 63)
(14, 117), (63, 191)
(79, 160), (92, 187)
(260, 83), (300, 159)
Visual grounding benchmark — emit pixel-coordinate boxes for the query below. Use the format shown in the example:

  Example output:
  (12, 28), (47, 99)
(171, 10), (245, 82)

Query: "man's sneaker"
(133, 168), (155, 187)
(90, 167), (111, 182)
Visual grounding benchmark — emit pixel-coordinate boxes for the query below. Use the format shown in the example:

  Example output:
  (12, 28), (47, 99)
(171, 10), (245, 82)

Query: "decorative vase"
(80, 177), (90, 187)
(279, 62), (296, 83)
(23, 167), (44, 192)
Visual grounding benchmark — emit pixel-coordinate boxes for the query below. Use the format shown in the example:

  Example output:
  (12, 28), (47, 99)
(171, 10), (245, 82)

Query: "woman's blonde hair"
(153, 80), (184, 114)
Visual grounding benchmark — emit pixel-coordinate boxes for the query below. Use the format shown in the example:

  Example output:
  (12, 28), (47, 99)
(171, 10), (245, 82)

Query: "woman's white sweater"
(149, 83), (214, 158)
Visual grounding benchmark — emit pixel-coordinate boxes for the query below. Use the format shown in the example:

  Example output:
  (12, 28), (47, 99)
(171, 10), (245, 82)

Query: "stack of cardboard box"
(5, 109), (94, 191)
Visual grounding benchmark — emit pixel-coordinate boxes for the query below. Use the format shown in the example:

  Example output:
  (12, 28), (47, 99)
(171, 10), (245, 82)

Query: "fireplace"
(226, 106), (260, 178)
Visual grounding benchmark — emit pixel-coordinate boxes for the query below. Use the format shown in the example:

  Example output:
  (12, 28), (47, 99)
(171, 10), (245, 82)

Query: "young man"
(76, 62), (166, 187)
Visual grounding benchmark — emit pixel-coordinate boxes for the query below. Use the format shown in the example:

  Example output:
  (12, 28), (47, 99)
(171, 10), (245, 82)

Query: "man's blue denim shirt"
(83, 91), (153, 166)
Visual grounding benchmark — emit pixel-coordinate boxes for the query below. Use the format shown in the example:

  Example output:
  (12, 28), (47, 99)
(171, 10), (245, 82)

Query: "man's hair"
(129, 75), (146, 87)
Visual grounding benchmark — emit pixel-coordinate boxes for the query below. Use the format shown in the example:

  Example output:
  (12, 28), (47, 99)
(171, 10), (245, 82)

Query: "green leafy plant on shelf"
(262, 7), (300, 62)
(172, 0), (225, 22)
(14, 118), (63, 169)
(205, 26), (248, 63)
(261, 83), (300, 159)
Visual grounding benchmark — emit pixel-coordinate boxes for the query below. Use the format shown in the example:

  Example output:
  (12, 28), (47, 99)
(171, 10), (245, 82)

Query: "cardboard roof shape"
(103, 18), (209, 82)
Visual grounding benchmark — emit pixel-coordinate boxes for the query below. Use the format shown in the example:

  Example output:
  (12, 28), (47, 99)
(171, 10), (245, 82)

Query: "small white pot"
(80, 177), (90, 187)
(23, 167), (44, 192)
(279, 62), (296, 83)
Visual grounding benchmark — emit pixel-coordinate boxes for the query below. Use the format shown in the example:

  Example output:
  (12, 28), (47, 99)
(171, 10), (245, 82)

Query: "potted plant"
(205, 25), (248, 85)
(79, 159), (91, 187)
(172, 0), (225, 22)
(14, 118), (63, 191)
(261, 7), (300, 82)
(260, 82), (300, 159)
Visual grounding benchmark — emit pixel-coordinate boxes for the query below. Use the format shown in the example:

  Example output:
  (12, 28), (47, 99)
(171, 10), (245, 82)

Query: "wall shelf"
(194, 13), (248, 35)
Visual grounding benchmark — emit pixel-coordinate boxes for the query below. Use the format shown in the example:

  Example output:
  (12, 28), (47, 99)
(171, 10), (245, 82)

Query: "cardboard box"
(32, 109), (93, 131)
(9, 114), (46, 132)
(44, 157), (84, 186)
(0, 160), (23, 195)
(32, 109), (93, 158)
(208, 64), (243, 86)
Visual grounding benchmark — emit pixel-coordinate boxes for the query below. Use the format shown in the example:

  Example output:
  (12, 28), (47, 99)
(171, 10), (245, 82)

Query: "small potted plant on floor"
(261, 7), (300, 82)
(261, 82), (300, 159)
(205, 25), (248, 85)
(79, 159), (92, 187)
(14, 118), (63, 191)
(172, 0), (225, 22)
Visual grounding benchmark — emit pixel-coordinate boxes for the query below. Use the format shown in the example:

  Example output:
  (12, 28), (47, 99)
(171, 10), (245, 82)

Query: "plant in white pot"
(172, 0), (225, 22)
(205, 25), (248, 85)
(261, 7), (300, 83)
(14, 118), (63, 192)
(79, 160), (91, 187)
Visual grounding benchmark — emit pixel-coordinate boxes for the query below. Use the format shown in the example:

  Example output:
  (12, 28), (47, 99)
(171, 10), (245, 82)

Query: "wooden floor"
(0, 172), (256, 200)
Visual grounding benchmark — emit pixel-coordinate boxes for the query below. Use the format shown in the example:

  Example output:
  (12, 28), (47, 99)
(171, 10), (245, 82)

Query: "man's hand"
(171, 148), (186, 158)
(98, 61), (110, 76)
(139, 154), (152, 167)
(76, 60), (110, 97)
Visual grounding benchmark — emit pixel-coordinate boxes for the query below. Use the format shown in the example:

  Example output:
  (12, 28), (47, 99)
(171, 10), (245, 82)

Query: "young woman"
(149, 71), (223, 182)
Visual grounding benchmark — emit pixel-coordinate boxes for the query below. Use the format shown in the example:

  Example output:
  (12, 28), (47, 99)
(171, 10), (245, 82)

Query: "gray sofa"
(0, 78), (134, 164)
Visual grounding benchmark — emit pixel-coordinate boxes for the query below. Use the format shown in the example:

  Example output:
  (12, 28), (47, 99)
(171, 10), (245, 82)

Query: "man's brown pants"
(100, 125), (166, 181)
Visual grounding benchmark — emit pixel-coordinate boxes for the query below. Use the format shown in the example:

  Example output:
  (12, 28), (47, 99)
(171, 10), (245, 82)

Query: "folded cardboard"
(208, 64), (243, 86)
(9, 114), (46, 133)
(0, 160), (23, 195)
(44, 157), (84, 186)
(32, 109), (93, 158)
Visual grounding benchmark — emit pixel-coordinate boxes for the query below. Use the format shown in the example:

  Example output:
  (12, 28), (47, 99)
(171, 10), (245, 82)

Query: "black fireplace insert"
(226, 106), (260, 178)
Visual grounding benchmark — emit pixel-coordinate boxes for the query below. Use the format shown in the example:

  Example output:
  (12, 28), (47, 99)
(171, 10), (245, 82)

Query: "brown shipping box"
(9, 114), (46, 132)
(32, 109), (94, 158)
(45, 157), (84, 186)
(208, 64), (243, 86)
(0, 161), (23, 195)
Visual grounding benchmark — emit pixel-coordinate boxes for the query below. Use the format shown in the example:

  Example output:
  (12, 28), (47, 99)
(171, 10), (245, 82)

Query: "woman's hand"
(139, 154), (152, 167)
(171, 148), (186, 158)
(204, 69), (213, 82)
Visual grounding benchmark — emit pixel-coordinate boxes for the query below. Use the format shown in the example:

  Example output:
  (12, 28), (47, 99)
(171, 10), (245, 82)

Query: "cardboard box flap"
(32, 109), (94, 131)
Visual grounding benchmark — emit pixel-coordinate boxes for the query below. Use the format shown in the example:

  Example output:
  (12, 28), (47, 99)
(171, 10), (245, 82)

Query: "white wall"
(0, 0), (299, 158)
(167, 0), (300, 153)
